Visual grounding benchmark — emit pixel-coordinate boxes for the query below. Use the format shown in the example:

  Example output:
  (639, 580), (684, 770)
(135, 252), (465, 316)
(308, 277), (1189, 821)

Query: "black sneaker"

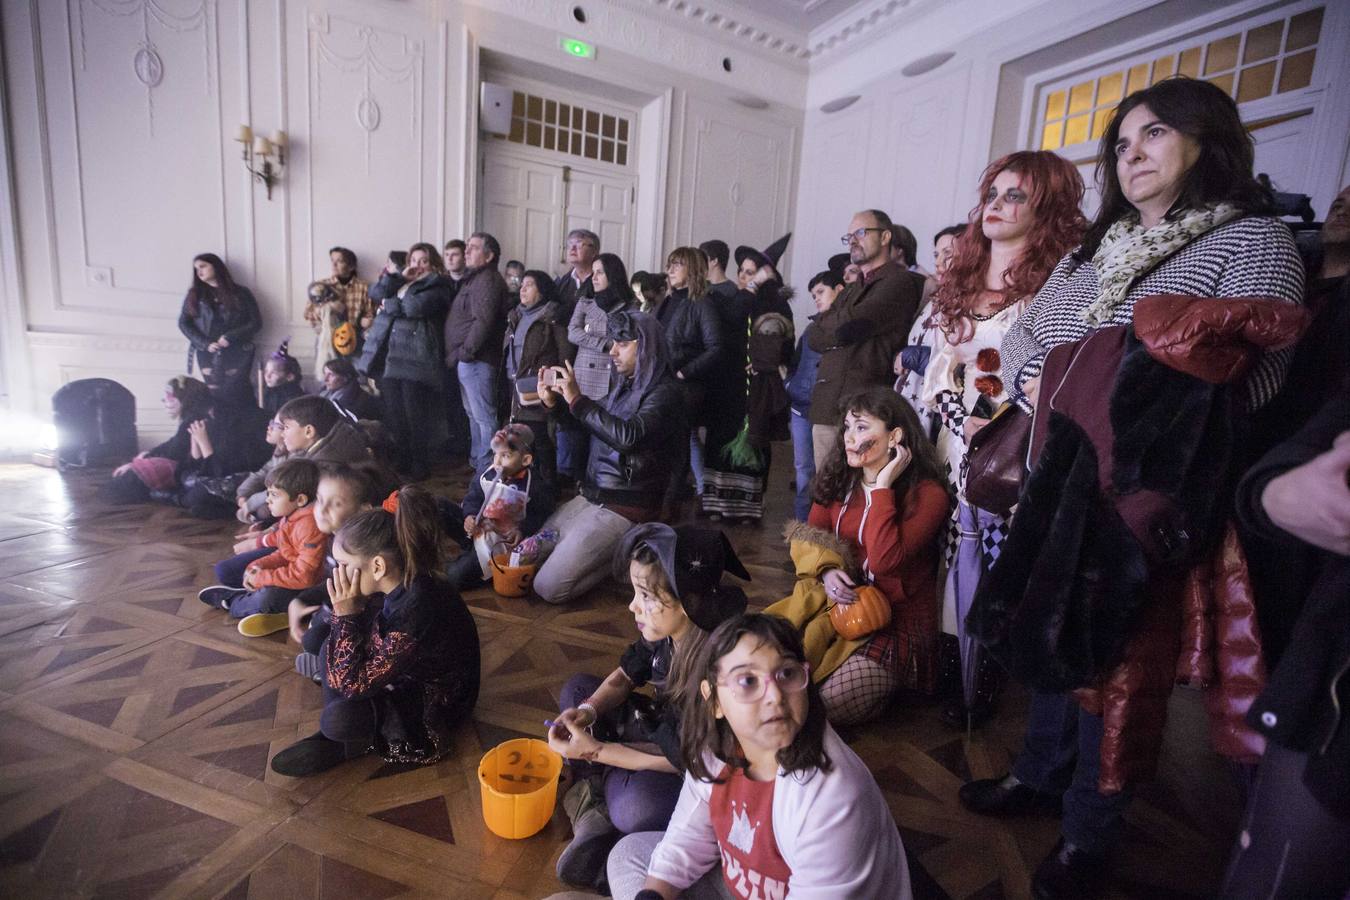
(269, 732), (349, 777)
(958, 773), (1062, 816)
(198, 585), (246, 610)
(1031, 838), (1107, 899)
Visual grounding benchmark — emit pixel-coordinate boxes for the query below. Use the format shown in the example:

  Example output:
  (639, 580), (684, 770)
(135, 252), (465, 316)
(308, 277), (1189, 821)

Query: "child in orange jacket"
(199, 458), (327, 637)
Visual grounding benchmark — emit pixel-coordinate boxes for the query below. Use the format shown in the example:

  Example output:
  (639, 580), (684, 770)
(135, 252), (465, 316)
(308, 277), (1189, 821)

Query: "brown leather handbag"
(963, 402), (1031, 515)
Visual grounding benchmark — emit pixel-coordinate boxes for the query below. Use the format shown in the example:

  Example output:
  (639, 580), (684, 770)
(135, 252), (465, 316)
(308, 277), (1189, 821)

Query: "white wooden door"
(478, 144), (635, 271)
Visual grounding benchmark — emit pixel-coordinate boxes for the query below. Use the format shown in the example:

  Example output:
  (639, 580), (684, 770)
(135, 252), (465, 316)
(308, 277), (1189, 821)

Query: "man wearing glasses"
(806, 209), (921, 469)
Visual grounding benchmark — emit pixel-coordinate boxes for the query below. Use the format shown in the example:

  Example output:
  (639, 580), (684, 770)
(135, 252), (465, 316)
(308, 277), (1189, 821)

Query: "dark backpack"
(51, 378), (137, 468)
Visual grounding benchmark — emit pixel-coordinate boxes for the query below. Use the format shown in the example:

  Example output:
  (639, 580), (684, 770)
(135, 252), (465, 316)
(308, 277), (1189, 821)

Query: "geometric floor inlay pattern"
(0, 459), (1241, 898)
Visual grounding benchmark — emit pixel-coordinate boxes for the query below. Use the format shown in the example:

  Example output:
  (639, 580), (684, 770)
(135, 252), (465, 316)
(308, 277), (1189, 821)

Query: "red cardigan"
(808, 478), (949, 691)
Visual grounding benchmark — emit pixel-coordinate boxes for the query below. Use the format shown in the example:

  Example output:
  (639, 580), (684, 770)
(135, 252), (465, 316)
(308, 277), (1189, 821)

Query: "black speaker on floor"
(51, 378), (137, 468)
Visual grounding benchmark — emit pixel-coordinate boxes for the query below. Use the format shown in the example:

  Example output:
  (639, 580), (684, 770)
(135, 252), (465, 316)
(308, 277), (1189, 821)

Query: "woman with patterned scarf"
(962, 77), (1305, 900)
(919, 151), (1087, 730)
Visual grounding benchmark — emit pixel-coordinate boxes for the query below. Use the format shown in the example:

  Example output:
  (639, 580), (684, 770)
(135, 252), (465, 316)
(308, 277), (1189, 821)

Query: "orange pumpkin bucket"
(490, 554), (538, 598)
(477, 738), (563, 839)
(828, 584), (893, 640)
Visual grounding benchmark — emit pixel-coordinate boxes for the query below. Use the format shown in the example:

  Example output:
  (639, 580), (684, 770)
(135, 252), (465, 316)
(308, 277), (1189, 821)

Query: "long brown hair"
(934, 151), (1086, 342)
(680, 613), (831, 783)
(812, 387), (945, 507)
(335, 485), (442, 587)
(667, 246), (709, 301)
(186, 252), (241, 316)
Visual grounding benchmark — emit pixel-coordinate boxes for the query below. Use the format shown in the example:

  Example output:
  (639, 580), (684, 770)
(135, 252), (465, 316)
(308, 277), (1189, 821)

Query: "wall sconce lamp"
(234, 125), (287, 200)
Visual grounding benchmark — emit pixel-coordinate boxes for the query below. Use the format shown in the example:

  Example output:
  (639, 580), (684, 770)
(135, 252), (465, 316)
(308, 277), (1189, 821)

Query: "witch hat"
(734, 233), (791, 272)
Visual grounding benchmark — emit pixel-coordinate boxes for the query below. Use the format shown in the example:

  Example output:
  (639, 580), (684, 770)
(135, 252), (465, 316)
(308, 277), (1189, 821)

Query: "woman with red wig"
(919, 151), (1086, 728)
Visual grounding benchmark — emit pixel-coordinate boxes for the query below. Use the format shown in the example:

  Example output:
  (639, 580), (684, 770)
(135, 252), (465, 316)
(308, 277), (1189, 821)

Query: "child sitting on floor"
(443, 423), (556, 591)
(235, 417), (288, 524)
(274, 395), (370, 467)
(268, 485), (481, 777)
(198, 458), (325, 637)
(286, 463), (394, 681)
(262, 341), (305, 415)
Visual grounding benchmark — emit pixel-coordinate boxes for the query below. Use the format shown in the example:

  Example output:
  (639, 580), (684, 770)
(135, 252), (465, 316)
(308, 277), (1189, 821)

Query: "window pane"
(572, 107), (583, 128)
(584, 135), (599, 159)
(602, 114), (615, 138)
(1285, 8), (1323, 52)
(1045, 89), (1067, 121)
(1097, 72), (1124, 106)
(543, 126), (556, 151)
(1207, 72), (1235, 96)
(585, 110), (600, 134)
(1244, 21), (1283, 63)
(526, 95), (542, 121)
(1150, 55), (1175, 84)
(1178, 47), (1202, 78)
(1064, 113), (1090, 146)
(1068, 81), (1094, 115)
(1278, 49), (1316, 93)
(571, 133), (582, 155)
(600, 140), (614, 163)
(558, 103), (570, 125)
(1237, 61), (1277, 103)
(508, 118), (524, 143)
(1092, 108), (1114, 140)
(544, 100), (556, 125)
(616, 144), (628, 166)
(526, 121), (541, 146)
(1041, 120), (1063, 150)
(511, 92), (525, 117)
(1205, 34), (1240, 74)
(618, 118), (630, 142)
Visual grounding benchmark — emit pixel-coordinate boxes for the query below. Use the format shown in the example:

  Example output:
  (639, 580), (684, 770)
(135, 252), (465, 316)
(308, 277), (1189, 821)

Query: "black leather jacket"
(178, 287), (262, 371)
(656, 289), (725, 384)
(566, 377), (686, 511)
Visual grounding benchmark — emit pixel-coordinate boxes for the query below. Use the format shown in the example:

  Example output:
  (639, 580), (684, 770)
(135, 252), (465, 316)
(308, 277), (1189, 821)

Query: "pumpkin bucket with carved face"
(828, 583), (892, 640)
(332, 321), (358, 356)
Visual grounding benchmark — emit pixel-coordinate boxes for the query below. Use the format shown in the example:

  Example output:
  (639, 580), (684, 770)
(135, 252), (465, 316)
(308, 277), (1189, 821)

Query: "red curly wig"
(934, 151), (1087, 342)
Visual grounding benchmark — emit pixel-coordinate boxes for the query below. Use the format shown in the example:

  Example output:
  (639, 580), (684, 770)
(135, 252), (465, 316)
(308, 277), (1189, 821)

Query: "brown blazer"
(806, 261), (920, 425)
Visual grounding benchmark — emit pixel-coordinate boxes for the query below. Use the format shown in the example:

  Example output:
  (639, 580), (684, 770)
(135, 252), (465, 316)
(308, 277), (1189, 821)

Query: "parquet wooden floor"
(0, 456), (1242, 899)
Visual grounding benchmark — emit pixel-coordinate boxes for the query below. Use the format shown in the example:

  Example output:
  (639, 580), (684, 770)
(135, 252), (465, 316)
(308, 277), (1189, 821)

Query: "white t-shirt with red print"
(647, 725), (911, 899)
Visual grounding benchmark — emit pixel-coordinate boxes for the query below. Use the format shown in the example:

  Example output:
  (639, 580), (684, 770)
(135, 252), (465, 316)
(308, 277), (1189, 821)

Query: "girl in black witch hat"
(701, 233), (795, 523)
(547, 523), (750, 891)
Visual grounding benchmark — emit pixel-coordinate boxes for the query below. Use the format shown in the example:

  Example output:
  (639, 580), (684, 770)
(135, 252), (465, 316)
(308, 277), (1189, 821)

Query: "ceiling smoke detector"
(819, 94), (860, 113)
(901, 51), (955, 77)
(731, 95), (770, 110)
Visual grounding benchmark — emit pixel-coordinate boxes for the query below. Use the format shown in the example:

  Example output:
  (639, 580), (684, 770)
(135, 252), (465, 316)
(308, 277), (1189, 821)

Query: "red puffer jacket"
(1071, 295), (1306, 793)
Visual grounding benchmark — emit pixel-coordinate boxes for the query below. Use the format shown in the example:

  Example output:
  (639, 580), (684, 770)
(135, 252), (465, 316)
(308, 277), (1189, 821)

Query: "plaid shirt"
(305, 275), (372, 329)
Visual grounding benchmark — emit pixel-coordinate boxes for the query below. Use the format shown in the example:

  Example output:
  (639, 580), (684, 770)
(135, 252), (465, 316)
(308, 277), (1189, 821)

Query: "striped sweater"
(1001, 215), (1305, 411)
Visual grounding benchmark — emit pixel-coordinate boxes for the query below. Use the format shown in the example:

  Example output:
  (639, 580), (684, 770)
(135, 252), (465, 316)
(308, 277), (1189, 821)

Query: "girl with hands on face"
(788, 388), (950, 726)
(267, 486), (480, 779)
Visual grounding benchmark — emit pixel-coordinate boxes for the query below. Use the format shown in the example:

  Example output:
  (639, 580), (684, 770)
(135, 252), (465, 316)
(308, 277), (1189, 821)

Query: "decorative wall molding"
(28, 331), (186, 354)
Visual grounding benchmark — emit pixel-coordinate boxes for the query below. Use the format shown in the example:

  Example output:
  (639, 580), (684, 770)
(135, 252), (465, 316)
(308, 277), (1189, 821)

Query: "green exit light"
(561, 37), (594, 59)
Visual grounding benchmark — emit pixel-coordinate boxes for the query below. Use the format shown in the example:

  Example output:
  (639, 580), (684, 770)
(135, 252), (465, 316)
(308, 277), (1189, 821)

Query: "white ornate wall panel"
(302, 11), (427, 287)
(675, 96), (798, 269)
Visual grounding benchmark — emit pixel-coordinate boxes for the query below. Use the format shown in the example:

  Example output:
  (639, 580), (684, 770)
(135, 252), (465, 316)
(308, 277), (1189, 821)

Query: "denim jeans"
(228, 585), (299, 618)
(457, 360), (499, 469)
(1011, 689), (1133, 856)
(213, 547), (275, 586)
(789, 409), (815, 521)
(689, 427), (706, 497)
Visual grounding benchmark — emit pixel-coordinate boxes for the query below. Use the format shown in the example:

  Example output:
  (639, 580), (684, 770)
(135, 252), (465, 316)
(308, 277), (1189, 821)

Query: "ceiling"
(714, 0), (875, 35)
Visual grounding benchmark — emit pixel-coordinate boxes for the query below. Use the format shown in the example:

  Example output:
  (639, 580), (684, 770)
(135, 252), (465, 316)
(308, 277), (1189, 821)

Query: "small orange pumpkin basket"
(477, 738), (563, 839)
(490, 554), (538, 598)
(828, 583), (893, 640)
